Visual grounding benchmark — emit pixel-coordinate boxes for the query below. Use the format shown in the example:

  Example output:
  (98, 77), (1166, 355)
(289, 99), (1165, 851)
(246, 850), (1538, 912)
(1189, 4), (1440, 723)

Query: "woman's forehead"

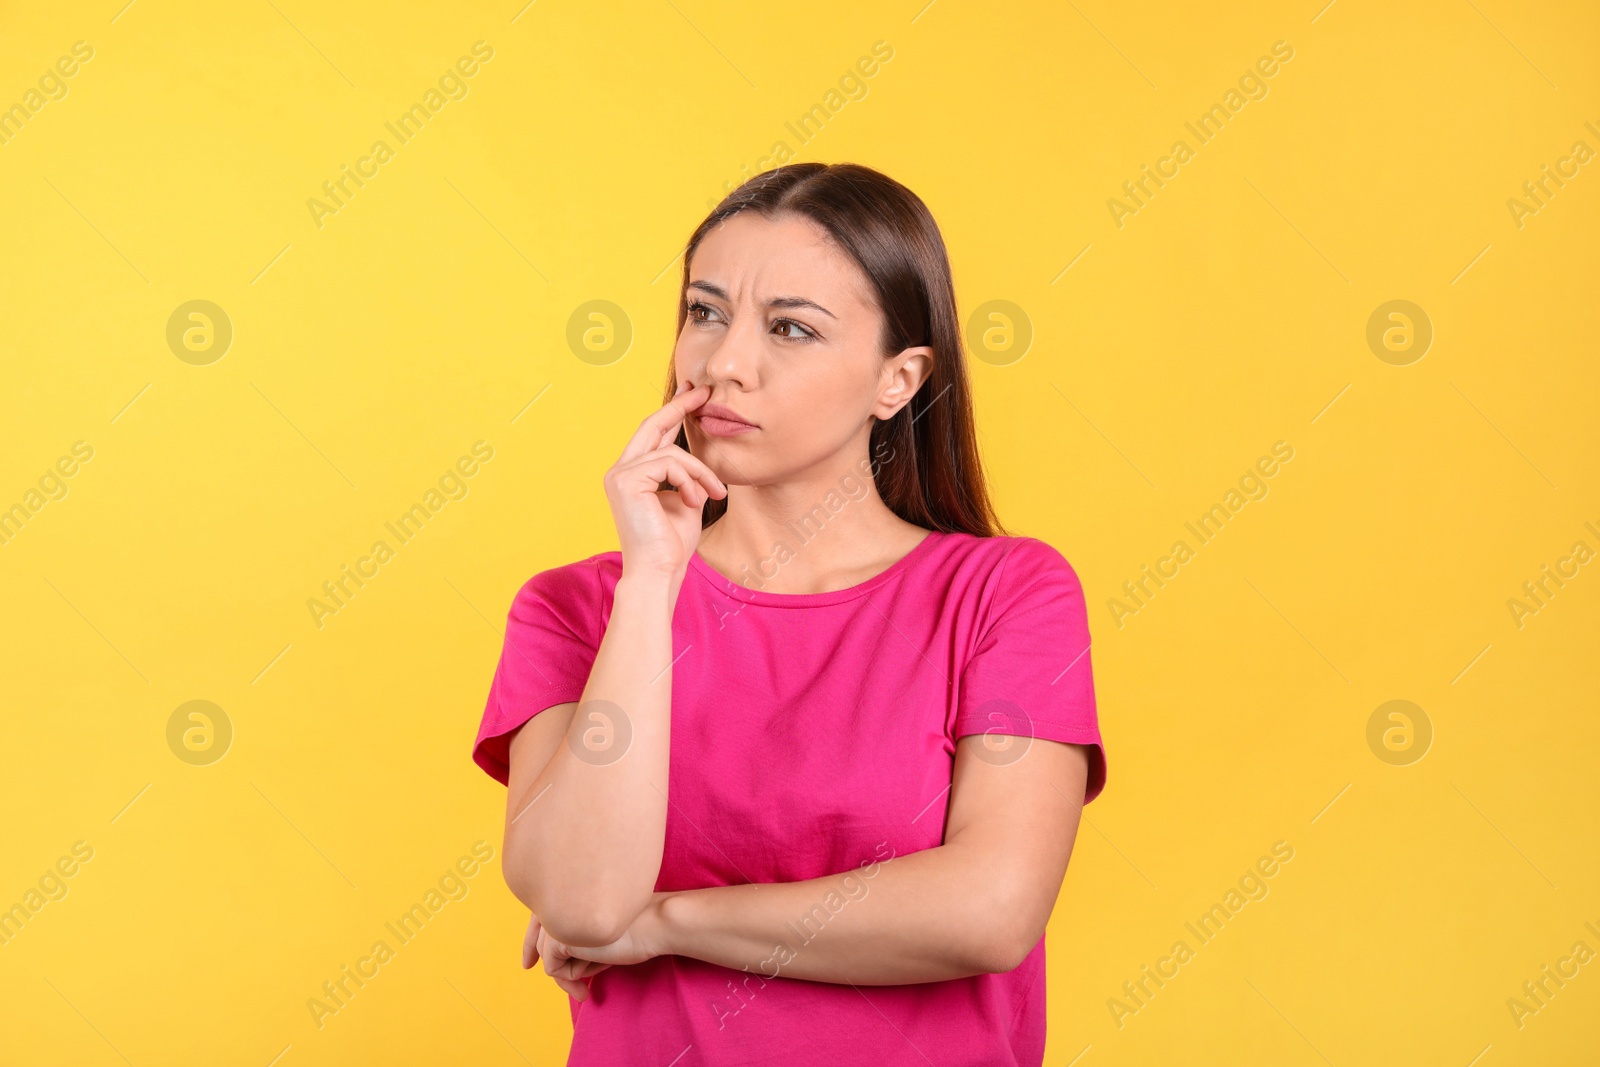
(690, 213), (874, 312)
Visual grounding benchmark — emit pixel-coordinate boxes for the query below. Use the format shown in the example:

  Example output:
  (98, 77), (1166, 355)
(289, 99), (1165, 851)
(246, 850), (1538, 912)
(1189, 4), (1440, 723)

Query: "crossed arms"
(498, 573), (1092, 992)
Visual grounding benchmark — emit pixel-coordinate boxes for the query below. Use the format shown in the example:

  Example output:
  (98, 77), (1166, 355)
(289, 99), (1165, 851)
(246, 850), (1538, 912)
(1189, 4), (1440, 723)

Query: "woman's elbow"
(970, 877), (1051, 974)
(501, 847), (642, 946)
(968, 924), (1039, 975)
(537, 906), (636, 949)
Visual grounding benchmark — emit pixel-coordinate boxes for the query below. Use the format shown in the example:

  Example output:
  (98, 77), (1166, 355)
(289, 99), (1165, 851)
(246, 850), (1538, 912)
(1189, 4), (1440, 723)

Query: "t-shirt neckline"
(689, 528), (944, 608)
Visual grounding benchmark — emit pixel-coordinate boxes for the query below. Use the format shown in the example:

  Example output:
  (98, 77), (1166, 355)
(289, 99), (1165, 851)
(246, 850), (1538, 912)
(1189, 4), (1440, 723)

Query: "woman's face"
(674, 210), (931, 487)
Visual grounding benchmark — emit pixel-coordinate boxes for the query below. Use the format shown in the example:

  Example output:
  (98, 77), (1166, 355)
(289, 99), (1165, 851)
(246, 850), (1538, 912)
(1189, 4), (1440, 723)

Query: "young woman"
(471, 162), (1108, 1066)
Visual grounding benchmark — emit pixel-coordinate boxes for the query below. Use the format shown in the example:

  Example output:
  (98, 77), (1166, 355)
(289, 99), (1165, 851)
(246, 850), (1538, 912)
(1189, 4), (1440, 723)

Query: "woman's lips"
(696, 415), (758, 437)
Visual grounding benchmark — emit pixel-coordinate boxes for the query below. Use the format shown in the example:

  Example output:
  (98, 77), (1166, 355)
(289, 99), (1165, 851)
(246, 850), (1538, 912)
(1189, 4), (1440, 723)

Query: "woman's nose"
(703, 316), (762, 387)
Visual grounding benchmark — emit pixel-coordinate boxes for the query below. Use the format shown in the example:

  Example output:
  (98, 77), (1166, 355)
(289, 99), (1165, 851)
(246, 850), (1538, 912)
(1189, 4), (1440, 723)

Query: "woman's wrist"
(648, 890), (692, 959)
(615, 568), (681, 613)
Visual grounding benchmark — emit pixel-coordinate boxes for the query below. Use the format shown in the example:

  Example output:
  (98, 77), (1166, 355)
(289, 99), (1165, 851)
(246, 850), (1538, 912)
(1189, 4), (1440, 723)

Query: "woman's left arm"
(540, 737), (1092, 987)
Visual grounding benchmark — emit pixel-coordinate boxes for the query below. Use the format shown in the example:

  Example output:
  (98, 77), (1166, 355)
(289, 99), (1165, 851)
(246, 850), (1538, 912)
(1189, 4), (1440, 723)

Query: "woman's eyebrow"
(687, 280), (836, 319)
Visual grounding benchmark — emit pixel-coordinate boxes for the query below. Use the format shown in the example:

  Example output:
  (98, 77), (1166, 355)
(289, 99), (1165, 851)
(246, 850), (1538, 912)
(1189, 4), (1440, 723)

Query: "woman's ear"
(874, 346), (935, 419)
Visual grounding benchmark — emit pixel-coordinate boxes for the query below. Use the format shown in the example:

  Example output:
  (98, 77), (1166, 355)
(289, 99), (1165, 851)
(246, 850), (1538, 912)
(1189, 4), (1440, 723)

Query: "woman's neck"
(696, 484), (928, 597)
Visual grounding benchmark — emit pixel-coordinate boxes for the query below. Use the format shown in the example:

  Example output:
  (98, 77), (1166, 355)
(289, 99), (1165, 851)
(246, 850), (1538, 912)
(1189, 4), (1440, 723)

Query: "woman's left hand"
(524, 895), (673, 1001)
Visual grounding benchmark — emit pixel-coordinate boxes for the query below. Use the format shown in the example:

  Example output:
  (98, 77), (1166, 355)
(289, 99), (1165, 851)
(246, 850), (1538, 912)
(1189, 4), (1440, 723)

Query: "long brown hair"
(666, 162), (1006, 537)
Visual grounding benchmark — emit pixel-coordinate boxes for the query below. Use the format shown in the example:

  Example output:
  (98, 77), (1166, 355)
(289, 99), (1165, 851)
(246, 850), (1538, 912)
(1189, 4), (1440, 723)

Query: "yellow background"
(2, 0), (1596, 1063)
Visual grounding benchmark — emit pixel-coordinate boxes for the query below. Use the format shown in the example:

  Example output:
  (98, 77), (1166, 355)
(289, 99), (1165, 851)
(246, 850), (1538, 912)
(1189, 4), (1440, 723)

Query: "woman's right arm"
(499, 382), (724, 948)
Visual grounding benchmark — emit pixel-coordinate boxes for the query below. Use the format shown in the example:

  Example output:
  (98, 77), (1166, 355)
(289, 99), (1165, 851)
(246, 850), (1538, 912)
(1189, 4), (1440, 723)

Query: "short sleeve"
(951, 538), (1107, 804)
(471, 558), (608, 786)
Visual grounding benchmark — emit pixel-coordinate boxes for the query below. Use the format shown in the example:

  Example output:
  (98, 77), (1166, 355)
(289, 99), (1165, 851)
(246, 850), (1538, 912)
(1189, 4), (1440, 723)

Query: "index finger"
(523, 913), (541, 970)
(618, 382), (707, 464)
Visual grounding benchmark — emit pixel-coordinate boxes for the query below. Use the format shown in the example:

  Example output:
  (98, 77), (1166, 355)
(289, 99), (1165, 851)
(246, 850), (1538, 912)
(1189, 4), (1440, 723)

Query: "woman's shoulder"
(933, 533), (1090, 637)
(511, 549), (625, 611)
(933, 530), (1082, 583)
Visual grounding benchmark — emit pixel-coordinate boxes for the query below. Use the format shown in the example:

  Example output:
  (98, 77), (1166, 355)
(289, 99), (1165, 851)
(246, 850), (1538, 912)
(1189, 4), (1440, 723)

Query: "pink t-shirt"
(472, 530), (1107, 1066)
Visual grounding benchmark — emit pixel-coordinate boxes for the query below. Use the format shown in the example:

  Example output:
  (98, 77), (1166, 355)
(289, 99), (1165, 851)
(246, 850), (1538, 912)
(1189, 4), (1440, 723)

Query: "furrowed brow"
(687, 281), (835, 319)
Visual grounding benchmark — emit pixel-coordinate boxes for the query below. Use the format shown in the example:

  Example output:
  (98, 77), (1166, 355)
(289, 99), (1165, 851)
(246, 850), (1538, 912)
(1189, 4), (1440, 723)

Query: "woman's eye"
(773, 319), (815, 340)
(687, 301), (716, 324)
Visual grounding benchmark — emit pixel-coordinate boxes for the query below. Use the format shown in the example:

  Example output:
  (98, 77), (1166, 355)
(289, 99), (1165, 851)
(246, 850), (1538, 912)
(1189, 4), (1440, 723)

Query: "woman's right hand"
(604, 382), (728, 582)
